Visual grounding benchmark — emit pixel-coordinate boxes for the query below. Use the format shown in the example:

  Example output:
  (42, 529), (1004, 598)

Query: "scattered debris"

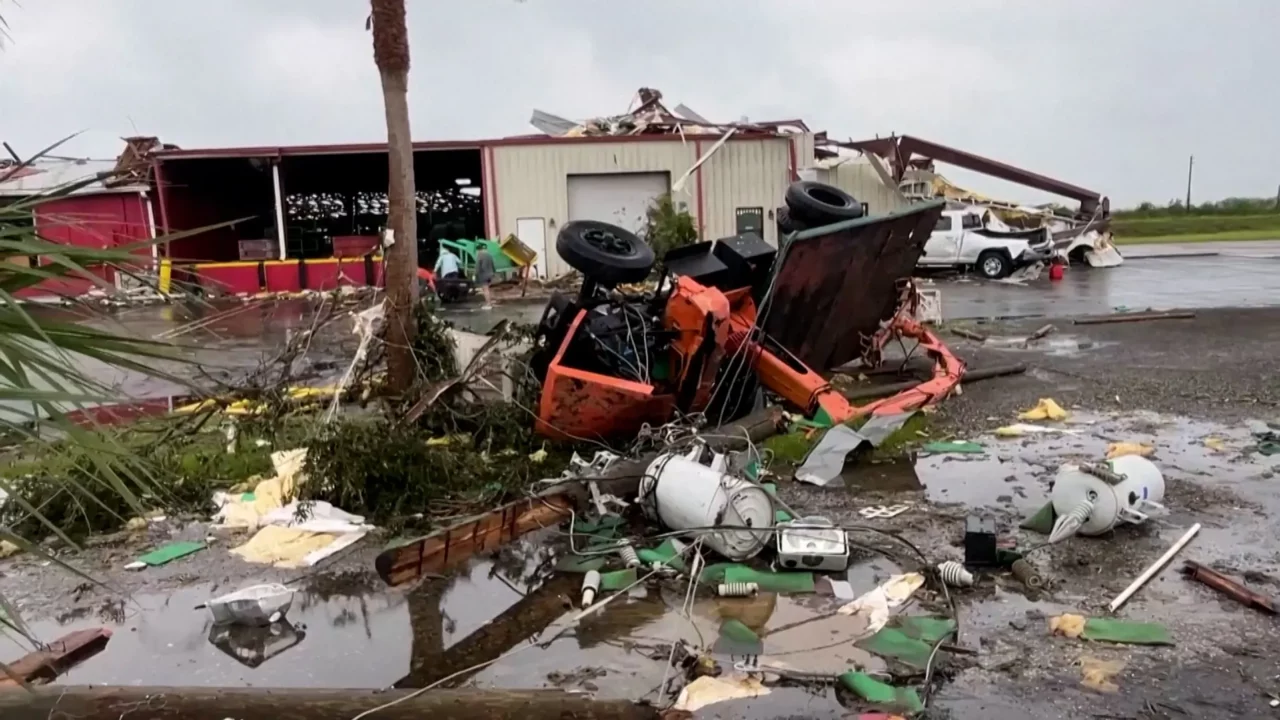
(1105, 441), (1155, 459)
(950, 327), (988, 343)
(673, 674), (770, 713)
(1079, 656), (1125, 693)
(937, 561), (975, 587)
(1017, 398), (1068, 421)
(776, 516), (848, 572)
(127, 540), (206, 570)
(1073, 311), (1196, 325)
(1050, 614), (1173, 645)
(1182, 560), (1277, 614)
(963, 515), (998, 567)
(640, 448), (774, 561)
(838, 671), (923, 714)
(859, 504), (911, 519)
(1045, 457), (1166, 544)
(838, 573), (926, 633)
(1010, 558), (1047, 590)
(206, 583), (296, 626)
(855, 615), (957, 669)
(922, 440), (984, 454)
(1108, 523), (1201, 612)
(1028, 323), (1057, 341)
(994, 423), (1080, 437)
(0, 628), (112, 687)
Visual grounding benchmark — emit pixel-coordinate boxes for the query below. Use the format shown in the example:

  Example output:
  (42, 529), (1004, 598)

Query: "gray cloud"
(1, 0), (1274, 206)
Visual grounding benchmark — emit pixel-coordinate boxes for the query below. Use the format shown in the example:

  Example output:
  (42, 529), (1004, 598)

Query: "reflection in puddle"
(208, 620), (306, 668)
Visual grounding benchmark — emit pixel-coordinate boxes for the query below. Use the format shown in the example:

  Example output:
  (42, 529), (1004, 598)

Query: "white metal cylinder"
(1051, 456), (1165, 536)
(639, 454), (774, 561)
(717, 582), (760, 597)
(581, 570), (601, 607)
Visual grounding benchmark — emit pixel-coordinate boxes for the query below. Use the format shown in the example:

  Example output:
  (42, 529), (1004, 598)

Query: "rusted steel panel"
(763, 200), (944, 371)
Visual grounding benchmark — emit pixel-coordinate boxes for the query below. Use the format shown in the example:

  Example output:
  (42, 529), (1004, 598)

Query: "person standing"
(475, 246), (496, 310)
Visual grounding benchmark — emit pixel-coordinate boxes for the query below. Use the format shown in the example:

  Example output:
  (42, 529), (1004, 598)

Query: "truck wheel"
(556, 220), (655, 286)
(976, 250), (1012, 279)
(785, 181), (865, 226)
(776, 207), (808, 236)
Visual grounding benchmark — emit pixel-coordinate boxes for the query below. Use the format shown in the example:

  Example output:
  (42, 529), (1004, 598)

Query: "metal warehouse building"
(148, 128), (902, 292)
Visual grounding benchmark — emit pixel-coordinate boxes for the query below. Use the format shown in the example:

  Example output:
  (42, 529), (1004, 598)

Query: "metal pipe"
(1182, 560), (1276, 614)
(1108, 523), (1200, 612)
(1010, 558), (1046, 589)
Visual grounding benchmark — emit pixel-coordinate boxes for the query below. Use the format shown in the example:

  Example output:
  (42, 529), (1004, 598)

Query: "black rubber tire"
(976, 250), (1012, 279)
(776, 207), (808, 236)
(784, 181), (865, 226)
(555, 220), (655, 286)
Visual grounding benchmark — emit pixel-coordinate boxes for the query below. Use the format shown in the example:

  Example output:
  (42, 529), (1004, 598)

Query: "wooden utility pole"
(0, 687), (659, 720)
(370, 0), (419, 392)
(1185, 155), (1194, 212)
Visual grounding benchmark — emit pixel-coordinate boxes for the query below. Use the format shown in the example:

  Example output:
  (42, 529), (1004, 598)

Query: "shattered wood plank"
(0, 686), (660, 720)
(0, 628), (111, 687)
(375, 493), (576, 587)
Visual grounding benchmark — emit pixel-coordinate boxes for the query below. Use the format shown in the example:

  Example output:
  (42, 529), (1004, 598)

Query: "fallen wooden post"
(0, 686), (660, 720)
(949, 327), (988, 342)
(841, 363), (1027, 402)
(1028, 323), (1056, 341)
(1073, 311), (1195, 326)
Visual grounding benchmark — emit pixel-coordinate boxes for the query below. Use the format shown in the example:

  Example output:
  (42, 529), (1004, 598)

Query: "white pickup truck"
(917, 208), (1055, 279)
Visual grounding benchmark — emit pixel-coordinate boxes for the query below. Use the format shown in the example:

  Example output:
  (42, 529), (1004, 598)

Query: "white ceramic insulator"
(937, 561), (975, 587)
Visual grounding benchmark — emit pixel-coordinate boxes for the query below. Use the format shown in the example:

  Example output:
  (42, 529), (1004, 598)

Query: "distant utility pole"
(1185, 155), (1194, 212)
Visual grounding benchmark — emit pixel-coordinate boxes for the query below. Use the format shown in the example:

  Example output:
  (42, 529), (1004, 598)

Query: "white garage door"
(566, 172), (670, 236)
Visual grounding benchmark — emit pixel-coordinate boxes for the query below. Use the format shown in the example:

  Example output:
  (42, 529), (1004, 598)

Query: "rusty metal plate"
(763, 200), (944, 371)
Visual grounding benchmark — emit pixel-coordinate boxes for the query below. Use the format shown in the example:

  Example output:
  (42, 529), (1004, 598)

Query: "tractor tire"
(555, 220), (655, 286)
(784, 181), (865, 227)
(976, 250), (1012, 279)
(776, 207), (808, 236)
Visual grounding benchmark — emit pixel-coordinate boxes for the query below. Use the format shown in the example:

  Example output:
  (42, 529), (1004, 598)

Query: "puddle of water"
(983, 334), (1115, 357)
(9, 584), (410, 688)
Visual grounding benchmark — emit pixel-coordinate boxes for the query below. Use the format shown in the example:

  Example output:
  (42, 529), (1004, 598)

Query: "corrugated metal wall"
(490, 140), (697, 278)
(812, 158), (909, 216)
(699, 137), (794, 243)
(490, 135), (805, 278)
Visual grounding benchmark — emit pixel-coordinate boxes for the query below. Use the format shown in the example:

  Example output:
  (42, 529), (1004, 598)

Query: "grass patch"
(868, 412), (932, 459)
(0, 415), (316, 540)
(1112, 214), (1280, 242)
(764, 429), (815, 465)
(1114, 228), (1280, 245)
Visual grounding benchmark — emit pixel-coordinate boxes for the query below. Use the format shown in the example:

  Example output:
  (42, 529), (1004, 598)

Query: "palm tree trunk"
(370, 0), (419, 392)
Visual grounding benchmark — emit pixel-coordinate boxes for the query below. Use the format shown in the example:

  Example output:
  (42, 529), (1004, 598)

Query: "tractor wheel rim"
(582, 228), (633, 256)
(983, 257), (1002, 275)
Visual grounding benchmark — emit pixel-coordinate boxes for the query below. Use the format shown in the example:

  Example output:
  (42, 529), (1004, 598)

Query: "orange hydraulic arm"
(724, 284), (966, 425)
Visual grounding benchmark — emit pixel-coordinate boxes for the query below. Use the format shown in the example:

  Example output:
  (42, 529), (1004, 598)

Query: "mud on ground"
(2, 308), (1279, 718)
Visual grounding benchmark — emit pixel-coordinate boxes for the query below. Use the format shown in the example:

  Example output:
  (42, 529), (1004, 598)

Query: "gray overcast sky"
(1, 0), (1275, 207)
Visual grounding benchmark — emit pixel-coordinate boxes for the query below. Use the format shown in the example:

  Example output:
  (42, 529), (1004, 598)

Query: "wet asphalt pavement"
(4, 242), (1280, 718)
(440, 242), (1280, 331)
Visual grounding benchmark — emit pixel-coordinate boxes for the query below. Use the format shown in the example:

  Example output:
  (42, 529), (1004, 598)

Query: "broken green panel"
(136, 541), (205, 567)
(921, 440), (985, 454)
(837, 671), (923, 714)
(598, 568), (638, 591)
(722, 565), (814, 593)
(1081, 618), (1173, 646)
(856, 615), (957, 668)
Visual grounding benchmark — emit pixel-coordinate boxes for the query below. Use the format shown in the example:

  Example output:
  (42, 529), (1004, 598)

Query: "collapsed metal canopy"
(836, 135), (1106, 215)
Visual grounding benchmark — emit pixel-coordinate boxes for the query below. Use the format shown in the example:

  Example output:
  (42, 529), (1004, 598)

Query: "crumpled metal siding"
(762, 200), (945, 371)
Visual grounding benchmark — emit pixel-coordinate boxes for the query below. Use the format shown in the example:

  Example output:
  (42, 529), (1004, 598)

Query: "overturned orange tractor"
(528, 182), (964, 441)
